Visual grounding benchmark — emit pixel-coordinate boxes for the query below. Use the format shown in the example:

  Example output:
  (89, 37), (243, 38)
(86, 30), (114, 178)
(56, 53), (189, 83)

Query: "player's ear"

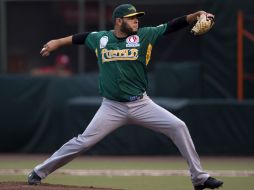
(115, 18), (123, 26)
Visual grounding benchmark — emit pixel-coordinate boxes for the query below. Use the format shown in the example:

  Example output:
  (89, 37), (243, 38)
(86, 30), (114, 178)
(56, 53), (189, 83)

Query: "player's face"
(120, 16), (139, 35)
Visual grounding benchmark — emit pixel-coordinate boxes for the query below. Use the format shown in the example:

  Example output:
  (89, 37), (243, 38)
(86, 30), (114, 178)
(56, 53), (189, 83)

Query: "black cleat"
(194, 177), (223, 190)
(28, 170), (41, 185)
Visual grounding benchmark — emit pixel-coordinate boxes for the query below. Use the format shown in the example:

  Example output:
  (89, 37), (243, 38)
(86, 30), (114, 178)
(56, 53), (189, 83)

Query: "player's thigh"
(81, 98), (128, 139)
(131, 98), (186, 133)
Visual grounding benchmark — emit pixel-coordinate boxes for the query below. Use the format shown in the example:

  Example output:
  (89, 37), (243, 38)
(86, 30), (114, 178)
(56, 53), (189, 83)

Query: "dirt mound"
(0, 182), (121, 190)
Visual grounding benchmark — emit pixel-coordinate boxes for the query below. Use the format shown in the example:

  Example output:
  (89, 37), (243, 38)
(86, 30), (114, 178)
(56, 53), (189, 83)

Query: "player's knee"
(175, 120), (188, 132)
(79, 134), (101, 150)
(71, 134), (93, 150)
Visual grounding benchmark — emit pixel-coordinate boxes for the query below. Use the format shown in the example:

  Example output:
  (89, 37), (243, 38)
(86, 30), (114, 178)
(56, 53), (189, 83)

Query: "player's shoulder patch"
(100, 36), (109, 49)
(98, 31), (110, 49)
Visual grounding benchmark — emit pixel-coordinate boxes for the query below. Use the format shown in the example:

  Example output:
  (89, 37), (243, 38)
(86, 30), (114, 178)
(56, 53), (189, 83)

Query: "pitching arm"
(40, 36), (72, 57)
(40, 32), (90, 57)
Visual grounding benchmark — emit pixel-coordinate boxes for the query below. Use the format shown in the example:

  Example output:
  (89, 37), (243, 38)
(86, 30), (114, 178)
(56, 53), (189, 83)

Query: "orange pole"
(237, 10), (244, 101)
(243, 29), (254, 42)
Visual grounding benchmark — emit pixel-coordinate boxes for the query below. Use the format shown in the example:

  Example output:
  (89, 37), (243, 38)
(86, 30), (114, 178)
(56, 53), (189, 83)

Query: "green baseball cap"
(112, 4), (145, 21)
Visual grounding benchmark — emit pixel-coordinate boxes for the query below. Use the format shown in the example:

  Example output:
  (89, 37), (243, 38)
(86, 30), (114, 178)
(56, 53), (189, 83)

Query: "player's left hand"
(191, 12), (215, 35)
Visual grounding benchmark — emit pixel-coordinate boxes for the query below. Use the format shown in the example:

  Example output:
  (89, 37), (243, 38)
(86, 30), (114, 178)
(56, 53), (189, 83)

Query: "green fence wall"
(0, 74), (253, 155)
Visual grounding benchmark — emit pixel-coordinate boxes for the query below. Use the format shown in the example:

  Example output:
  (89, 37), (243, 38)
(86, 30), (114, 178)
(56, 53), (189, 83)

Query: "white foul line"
(0, 169), (254, 177)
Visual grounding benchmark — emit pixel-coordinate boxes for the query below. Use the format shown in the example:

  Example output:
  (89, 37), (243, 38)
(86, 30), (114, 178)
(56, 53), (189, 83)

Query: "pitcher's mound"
(0, 182), (121, 190)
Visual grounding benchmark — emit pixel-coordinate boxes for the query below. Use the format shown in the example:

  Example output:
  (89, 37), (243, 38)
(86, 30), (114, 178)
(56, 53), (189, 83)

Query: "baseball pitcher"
(28, 4), (222, 190)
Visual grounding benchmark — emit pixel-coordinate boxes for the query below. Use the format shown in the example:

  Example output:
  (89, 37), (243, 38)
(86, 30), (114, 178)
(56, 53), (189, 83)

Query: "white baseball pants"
(34, 94), (209, 185)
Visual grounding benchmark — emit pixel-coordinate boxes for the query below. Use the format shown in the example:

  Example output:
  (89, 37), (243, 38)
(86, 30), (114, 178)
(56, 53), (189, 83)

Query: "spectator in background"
(31, 54), (72, 76)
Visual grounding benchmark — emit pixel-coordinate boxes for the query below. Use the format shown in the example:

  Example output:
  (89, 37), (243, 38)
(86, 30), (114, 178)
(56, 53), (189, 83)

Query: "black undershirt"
(164, 15), (189, 35)
(72, 32), (90, 45)
(71, 15), (189, 44)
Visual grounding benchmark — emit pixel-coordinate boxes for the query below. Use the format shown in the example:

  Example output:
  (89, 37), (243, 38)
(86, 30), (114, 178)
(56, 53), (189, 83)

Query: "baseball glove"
(191, 13), (215, 35)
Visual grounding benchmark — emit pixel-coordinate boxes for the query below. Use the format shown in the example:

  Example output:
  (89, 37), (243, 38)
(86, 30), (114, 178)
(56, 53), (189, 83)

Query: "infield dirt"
(0, 182), (122, 190)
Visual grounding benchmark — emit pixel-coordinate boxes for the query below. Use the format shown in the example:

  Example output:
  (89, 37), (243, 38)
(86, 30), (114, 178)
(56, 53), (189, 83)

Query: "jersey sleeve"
(85, 32), (100, 50)
(141, 23), (168, 44)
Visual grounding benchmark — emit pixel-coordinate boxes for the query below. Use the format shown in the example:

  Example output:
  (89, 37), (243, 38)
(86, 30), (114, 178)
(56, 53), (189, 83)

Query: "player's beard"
(120, 20), (138, 36)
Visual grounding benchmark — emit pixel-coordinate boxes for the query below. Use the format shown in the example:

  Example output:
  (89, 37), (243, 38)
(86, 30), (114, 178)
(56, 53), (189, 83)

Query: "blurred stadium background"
(0, 0), (254, 157)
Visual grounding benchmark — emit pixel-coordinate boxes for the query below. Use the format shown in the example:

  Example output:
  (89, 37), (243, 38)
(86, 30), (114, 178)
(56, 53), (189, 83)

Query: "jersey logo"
(126, 35), (140, 47)
(101, 48), (138, 63)
(100, 36), (108, 49)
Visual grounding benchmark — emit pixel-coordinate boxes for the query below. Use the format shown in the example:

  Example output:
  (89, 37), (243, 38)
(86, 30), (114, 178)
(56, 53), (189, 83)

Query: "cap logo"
(126, 35), (140, 47)
(128, 6), (136, 12)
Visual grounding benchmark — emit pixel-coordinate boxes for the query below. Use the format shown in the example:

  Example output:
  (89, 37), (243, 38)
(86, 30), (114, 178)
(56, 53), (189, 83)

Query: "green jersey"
(85, 23), (167, 102)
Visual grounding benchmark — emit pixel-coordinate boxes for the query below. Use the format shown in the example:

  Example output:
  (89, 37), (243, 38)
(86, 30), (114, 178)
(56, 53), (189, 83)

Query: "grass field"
(0, 155), (254, 190)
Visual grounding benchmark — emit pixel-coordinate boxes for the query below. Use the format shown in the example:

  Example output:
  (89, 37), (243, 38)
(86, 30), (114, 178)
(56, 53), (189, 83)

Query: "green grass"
(0, 156), (253, 170)
(0, 156), (254, 190)
(1, 175), (254, 190)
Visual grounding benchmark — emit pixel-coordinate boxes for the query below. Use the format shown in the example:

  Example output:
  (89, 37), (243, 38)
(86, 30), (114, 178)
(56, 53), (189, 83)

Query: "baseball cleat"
(28, 170), (41, 185)
(194, 177), (223, 190)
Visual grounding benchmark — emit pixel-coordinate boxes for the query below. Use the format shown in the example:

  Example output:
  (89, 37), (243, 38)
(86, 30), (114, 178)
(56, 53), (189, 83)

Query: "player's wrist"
(197, 10), (207, 17)
(187, 11), (206, 24)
